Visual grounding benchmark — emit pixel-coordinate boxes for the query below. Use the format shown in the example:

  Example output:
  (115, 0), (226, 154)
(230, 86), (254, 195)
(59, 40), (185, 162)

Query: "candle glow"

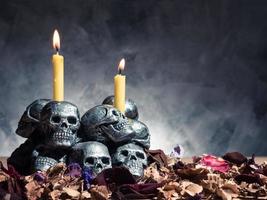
(53, 29), (60, 51)
(118, 58), (125, 73)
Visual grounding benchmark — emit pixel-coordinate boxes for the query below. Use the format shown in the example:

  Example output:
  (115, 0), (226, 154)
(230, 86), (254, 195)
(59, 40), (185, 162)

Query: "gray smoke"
(0, 0), (267, 156)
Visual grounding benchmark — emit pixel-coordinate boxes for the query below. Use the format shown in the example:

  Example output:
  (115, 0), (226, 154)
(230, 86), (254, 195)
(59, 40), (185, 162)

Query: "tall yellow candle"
(52, 29), (64, 101)
(114, 58), (126, 113)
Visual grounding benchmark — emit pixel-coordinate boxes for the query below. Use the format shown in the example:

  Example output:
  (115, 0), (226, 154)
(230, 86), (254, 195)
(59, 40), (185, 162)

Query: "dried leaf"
(223, 152), (247, 166)
(49, 190), (61, 200)
(90, 185), (110, 200)
(62, 187), (80, 198)
(47, 163), (66, 178)
(199, 154), (230, 173)
(0, 171), (9, 183)
(181, 181), (203, 196)
(143, 163), (168, 183)
(81, 191), (91, 199)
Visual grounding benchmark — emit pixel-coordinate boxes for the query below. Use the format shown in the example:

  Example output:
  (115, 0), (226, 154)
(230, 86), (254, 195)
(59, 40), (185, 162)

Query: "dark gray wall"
(0, 0), (267, 156)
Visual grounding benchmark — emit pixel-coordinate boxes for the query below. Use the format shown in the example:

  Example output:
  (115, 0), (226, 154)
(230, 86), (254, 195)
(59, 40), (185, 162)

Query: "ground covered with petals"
(1, 151), (267, 200)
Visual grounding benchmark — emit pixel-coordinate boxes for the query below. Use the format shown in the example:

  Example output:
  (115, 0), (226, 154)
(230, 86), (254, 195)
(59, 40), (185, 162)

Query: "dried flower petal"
(222, 152), (247, 166)
(66, 163), (82, 178)
(90, 185), (110, 200)
(62, 187), (80, 198)
(200, 154), (230, 173)
(82, 166), (93, 190)
(181, 181), (203, 196)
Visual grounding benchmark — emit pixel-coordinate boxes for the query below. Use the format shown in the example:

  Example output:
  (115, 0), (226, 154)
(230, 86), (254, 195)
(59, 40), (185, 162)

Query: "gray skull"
(128, 119), (150, 149)
(80, 105), (135, 145)
(112, 143), (147, 177)
(16, 99), (51, 138)
(102, 95), (139, 120)
(40, 101), (80, 147)
(32, 149), (66, 172)
(70, 141), (112, 176)
(34, 156), (59, 171)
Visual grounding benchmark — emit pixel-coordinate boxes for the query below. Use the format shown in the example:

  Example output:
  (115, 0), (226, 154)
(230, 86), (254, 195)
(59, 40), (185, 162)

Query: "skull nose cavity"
(61, 122), (68, 128)
(130, 155), (137, 160)
(96, 163), (103, 169)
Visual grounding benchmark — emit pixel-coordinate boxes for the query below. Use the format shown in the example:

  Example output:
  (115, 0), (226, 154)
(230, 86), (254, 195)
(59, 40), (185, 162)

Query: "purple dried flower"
(170, 144), (184, 158)
(82, 166), (94, 190)
(66, 163), (82, 178)
(33, 171), (46, 183)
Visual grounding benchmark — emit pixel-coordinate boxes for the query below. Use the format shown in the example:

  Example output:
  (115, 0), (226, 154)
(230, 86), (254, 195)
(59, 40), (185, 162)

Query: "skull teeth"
(113, 120), (127, 130)
(35, 157), (58, 168)
(53, 130), (73, 141)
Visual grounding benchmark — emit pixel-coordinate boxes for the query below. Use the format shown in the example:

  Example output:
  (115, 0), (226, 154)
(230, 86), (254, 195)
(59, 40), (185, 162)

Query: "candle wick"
(56, 47), (59, 54)
(119, 69), (122, 75)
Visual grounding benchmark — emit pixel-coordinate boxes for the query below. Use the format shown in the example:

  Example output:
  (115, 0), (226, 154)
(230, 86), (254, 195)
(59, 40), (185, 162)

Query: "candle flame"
(53, 29), (60, 51)
(118, 58), (125, 72)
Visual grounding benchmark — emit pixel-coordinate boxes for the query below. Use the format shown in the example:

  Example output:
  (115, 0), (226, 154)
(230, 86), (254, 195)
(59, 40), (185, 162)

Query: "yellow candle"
(52, 29), (64, 101)
(114, 58), (126, 113)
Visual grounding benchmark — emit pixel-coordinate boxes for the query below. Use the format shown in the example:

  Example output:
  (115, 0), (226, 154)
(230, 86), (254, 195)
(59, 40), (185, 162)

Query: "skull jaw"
(123, 160), (144, 178)
(84, 163), (111, 177)
(34, 156), (58, 171)
(48, 129), (77, 147)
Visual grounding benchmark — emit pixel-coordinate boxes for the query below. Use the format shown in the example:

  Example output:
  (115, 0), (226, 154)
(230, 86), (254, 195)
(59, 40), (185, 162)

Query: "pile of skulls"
(8, 95), (150, 179)
(2, 97), (267, 199)
(1, 150), (267, 199)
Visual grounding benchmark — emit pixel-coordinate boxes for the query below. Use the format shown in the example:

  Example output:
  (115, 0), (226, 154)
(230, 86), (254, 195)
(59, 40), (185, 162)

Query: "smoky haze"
(0, 0), (267, 156)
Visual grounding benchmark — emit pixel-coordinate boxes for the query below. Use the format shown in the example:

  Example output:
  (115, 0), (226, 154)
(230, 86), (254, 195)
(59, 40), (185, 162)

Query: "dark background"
(0, 0), (267, 156)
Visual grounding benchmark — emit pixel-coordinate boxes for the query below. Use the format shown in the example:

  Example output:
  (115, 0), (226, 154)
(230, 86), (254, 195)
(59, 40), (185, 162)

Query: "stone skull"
(80, 105), (135, 146)
(32, 146), (67, 172)
(112, 143), (148, 178)
(40, 101), (80, 147)
(16, 99), (51, 138)
(102, 95), (139, 120)
(69, 141), (112, 176)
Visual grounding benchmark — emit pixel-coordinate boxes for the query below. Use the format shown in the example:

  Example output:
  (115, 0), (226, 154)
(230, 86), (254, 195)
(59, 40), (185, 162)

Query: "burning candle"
(52, 29), (64, 101)
(114, 58), (126, 113)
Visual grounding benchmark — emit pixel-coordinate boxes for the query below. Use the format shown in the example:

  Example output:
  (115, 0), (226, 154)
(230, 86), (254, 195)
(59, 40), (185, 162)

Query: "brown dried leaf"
(90, 185), (110, 200)
(0, 171), (9, 183)
(201, 173), (224, 192)
(176, 166), (209, 182)
(158, 187), (180, 199)
(143, 163), (168, 183)
(47, 163), (66, 178)
(62, 187), (80, 199)
(222, 181), (239, 194)
(181, 181), (203, 196)
(81, 191), (91, 200)
(25, 181), (44, 200)
(49, 190), (62, 200)
(217, 188), (238, 200)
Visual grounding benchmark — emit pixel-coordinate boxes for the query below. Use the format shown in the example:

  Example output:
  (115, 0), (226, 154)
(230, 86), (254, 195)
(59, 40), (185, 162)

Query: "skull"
(102, 95), (139, 120)
(16, 99), (51, 138)
(112, 143), (148, 178)
(80, 105), (135, 146)
(32, 146), (67, 172)
(34, 156), (59, 171)
(128, 119), (150, 149)
(69, 141), (112, 176)
(40, 101), (80, 147)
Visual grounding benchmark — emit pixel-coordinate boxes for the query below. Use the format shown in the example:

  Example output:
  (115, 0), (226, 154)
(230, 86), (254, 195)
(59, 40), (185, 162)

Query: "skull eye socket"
(67, 116), (77, 124)
(85, 157), (95, 165)
(51, 115), (61, 123)
(121, 150), (129, 157)
(112, 110), (119, 116)
(136, 152), (145, 159)
(101, 157), (110, 165)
